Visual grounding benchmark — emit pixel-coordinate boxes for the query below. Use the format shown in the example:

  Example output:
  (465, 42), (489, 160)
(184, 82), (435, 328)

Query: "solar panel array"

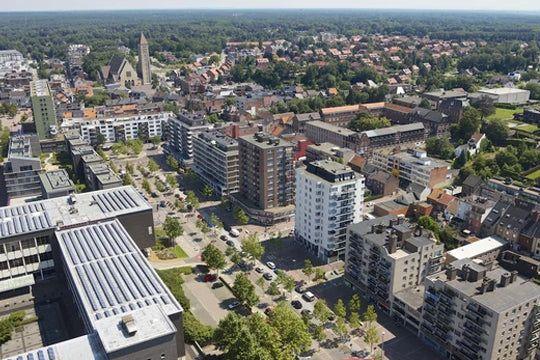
(91, 188), (140, 213)
(57, 220), (178, 322)
(5, 347), (56, 360)
(0, 203), (53, 237)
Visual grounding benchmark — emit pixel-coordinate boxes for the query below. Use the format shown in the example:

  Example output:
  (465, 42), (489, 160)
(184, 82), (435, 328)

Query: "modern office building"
(3, 134), (43, 200)
(138, 32), (152, 85)
(39, 169), (75, 199)
(65, 112), (171, 145)
(234, 132), (295, 224)
(345, 216), (444, 312)
(166, 112), (212, 166)
(30, 80), (58, 139)
(193, 130), (239, 196)
(295, 160), (364, 262)
(0, 188), (185, 360)
(371, 148), (452, 188)
(420, 258), (540, 360)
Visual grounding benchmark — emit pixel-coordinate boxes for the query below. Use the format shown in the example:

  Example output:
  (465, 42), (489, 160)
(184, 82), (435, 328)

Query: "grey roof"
(5, 334), (107, 360)
(239, 132), (293, 149)
(8, 134), (40, 159)
(39, 169), (75, 193)
(306, 120), (356, 136)
(0, 186), (151, 239)
(108, 56), (127, 76)
(56, 218), (182, 323)
(363, 122), (424, 138)
(412, 107), (448, 123)
(436, 259), (540, 313)
(197, 130), (238, 152)
(295, 112), (321, 122)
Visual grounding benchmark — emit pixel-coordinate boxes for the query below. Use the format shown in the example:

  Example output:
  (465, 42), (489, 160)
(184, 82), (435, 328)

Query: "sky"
(2, 0), (540, 12)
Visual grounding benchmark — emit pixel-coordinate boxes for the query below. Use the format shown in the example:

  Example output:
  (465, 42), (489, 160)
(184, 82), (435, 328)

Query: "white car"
(266, 261), (276, 270)
(229, 228), (240, 237)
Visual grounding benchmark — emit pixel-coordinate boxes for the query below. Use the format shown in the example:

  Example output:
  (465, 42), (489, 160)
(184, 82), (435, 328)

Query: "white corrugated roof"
(447, 236), (507, 261)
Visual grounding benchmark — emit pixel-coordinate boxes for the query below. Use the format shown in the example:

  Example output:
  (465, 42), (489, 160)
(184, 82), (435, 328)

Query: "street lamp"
(381, 331), (386, 359)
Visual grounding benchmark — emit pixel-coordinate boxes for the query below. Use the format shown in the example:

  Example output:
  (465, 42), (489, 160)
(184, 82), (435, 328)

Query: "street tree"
(234, 207), (249, 225)
(202, 244), (226, 275)
(196, 219), (211, 234)
(349, 294), (361, 315)
(202, 184), (213, 198)
(313, 268), (326, 282)
(163, 216), (183, 240)
(302, 259), (314, 278)
(311, 324), (326, 350)
(364, 325), (380, 354)
(127, 139), (143, 155)
(276, 270), (295, 299)
(483, 118), (508, 146)
(166, 155), (179, 172)
(313, 300), (331, 324)
(269, 302), (311, 358)
(334, 299), (347, 319)
(334, 317), (348, 341)
(125, 163), (134, 174)
(232, 273), (259, 308)
(166, 174), (178, 188)
(241, 234), (264, 262)
(147, 159), (160, 172)
(363, 305), (378, 327)
(185, 191), (200, 210)
(122, 172), (133, 186)
(141, 179), (152, 194)
(266, 281), (281, 296)
(349, 312), (361, 333)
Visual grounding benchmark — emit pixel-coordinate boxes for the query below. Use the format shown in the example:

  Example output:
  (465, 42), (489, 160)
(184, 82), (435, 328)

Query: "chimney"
(388, 234), (398, 254)
(414, 226), (422, 237)
(460, 264), (470, 280)
(479, 278), (488, 294)
(499, 273), (511, 287)
(487, 278), (496, 292)
(510, 271), (518, 283)
(446, 266), (458, 281)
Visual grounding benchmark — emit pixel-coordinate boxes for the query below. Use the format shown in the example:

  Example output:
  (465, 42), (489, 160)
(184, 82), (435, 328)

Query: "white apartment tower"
(295, 160), (364, 263)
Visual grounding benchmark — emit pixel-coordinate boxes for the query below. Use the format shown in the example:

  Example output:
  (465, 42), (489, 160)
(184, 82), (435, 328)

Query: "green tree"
(241, 234), (265, 262)
(348, 113), (391, 132)
(474, 95), (495, 119)
(363, 305), (378, 326)
(232, 273), (259, 308)
(313, 268), (325, 282)
(334, 317), (348, 341)
(185, 191), (200, 210)
(349, 312), (361, 332)
(483, 119), (508, 146)
(269, 302), (311, 357)
(202, 244), (226, 275)
(453, 150), (469, 169)
(127, 139), (143, 155)
(267, 281), (281, 296)
(450, 107), (482, 144)
(150, 136), (161, 147)
(348, 294), (361, 315)
(142, 178), (152, 194)
(163, 216), (183, 240)
(202, 184), (214, 198)
(311, 324), (326, 348)
(147, 159), (159, 172)
(209, 213), (223, 232)
(334, 299), (347, 319)
(166, 155), (180, 172)
(234, 207), (249, 225)
(364, 325), (380, 354)
(419, 98), (431, 109)
(275, 270), (295, 299)
(122, 172), (133, 186)
(196, 219), (211, 234)
(313, 300), (332, 323)
(125, 163), (134, 174)
(418, 216), (441, 236)
(166, 173), (178, 188)
(302, 259), (314, 278)
(425, 137), (455, 160)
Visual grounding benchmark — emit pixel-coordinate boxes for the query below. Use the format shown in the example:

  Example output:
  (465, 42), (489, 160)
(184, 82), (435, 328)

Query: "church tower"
(138, 32), (151, 85)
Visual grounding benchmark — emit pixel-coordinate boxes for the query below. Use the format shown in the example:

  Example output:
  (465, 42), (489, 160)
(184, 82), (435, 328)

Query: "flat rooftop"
(4, 334), (107, 360)
(363, 122), (424, 138)
(446, 236), (507, 261)
(239, 132), (293, 149)
(430, 259), (540, 313)
(8, 135), (40, 159)
(0, 186), (151, 239)
(197, 130), (238, 152)
(479, 87), (530, 95)
(56, 219), (182, 352)
(39, 169), (75, 193)
(30, 79), (51, 97)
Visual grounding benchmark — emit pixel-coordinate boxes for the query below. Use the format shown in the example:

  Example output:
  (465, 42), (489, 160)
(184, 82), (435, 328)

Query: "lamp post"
(381, 331), (386, 359)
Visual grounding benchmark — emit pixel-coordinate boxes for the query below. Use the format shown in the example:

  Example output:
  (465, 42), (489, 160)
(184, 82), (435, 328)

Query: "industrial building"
(0, 186), (185, 360)
(478, 87), (530, 105)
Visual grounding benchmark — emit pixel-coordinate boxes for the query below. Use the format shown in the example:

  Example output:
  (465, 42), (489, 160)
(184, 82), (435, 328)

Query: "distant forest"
(1, 10), (540, 61)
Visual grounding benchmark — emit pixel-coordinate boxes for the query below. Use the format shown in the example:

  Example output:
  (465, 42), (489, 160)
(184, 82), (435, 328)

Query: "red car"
(204, 274), (217, 282)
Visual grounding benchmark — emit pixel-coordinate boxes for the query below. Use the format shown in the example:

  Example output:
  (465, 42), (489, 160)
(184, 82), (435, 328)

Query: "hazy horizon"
(1, 0), (540, 13)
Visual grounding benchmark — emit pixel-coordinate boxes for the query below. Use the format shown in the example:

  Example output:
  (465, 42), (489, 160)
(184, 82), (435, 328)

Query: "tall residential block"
(138, 32), (152, 85)
(193, 130), (239, 196)
(420, 258), (540, 360)
(30, 80), (57, 139)
(235, 132), (294, 224)
(295, 160), (364, 262)
(3, 134), (43, 200)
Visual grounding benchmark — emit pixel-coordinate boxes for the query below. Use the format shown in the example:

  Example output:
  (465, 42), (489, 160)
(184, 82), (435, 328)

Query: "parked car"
(301, 309), (312, 318)
(226, 240), (235, 247)
(266, 261), (276, 270)
(220, 234), (228, 241)
(263, 272), (274, 281)
(255, 266), (264, 273)
(295, 285), (305, 294)
(291, 300), (303, 309)
(264, 307), (274, 316)
(228, 300), (241, 310)
(204, 274), (217, 282)
(302, 291), (316, 302)
(229, 228), (240, 237)
(211, 281), (224, 289)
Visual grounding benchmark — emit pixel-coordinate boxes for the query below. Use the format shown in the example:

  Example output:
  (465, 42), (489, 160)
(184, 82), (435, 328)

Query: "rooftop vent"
(121, 314), (137, 335)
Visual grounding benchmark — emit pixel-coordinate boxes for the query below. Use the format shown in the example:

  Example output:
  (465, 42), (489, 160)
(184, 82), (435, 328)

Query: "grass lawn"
(486, 107), (523, 123)
(172, 245), (188, 258)
(525, 169), (540, 181)
(515, 123), (539, 133)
